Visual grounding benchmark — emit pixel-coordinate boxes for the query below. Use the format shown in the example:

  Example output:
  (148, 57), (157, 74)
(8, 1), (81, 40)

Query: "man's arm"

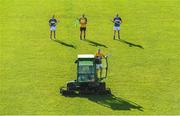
(85, 17), (87, 24)
(112, 17), (115, 23)
(120, 17), (122, 23)
(54, 19), (57, 25)
(48, 19), (51, 26)
(101, 53), (106, 58)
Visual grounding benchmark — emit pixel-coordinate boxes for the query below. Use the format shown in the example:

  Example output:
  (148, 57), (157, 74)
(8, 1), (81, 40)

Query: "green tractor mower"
(60, 54), (111, 95)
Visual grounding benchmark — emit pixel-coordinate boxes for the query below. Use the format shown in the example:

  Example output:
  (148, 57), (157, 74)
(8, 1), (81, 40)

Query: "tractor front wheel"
(67, 82), (76, 91)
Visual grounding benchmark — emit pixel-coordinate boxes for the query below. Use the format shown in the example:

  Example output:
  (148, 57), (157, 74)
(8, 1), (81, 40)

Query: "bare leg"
(84, 30), (86, 40)
(114, 30), (116, 40)
(118, 30), (120, 40)
(54, 31), (56, 39)
(80, 31), (82, 40)
(100, 67), (103, 78)
(96, 69), (99, 78)
(50, 31), (52, 40)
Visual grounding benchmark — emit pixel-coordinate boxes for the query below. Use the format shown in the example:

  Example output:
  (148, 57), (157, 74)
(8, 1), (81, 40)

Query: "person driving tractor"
(95, 49), (106, 78)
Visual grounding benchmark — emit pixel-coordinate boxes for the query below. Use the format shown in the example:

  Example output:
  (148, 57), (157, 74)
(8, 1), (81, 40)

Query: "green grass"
(0, 0), (180, 115)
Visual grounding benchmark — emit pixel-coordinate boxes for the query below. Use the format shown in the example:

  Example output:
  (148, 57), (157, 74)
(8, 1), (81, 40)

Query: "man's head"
(82, 14), (85, 17)
(97, 48), (101, 54)
(116, 14), (119, 17)
(52, 15), (55, 19)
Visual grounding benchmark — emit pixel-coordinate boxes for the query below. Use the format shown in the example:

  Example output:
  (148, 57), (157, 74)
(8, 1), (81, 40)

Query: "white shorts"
(50, 26), (56, 31)
(114, 26), (120, 31)
(96, 64), (103, 69)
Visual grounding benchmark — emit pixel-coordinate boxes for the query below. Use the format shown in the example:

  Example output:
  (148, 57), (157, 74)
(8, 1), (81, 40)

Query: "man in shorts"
(112, 14), (122, 40)
(49, 15), (58, 40)
(79, 14), (87, 40)
(95, 49), (106, 78)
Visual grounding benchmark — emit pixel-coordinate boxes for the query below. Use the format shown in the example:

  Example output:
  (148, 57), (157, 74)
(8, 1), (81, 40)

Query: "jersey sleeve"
(119, 17), (122, 22)
(113, 17), (115, 21)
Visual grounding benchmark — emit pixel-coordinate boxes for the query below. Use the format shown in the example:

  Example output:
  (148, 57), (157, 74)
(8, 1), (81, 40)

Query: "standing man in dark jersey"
(112, 14), (122, 40)
(79, 14), (87, 40)
(49, 15), (58, 40)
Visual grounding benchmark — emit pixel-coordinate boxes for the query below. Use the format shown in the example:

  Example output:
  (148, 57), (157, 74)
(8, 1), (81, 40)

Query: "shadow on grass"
(54, 40), (76, 49)
(84, 39), (108, 48)
(65, 94), (143, 111)
(117, 39), (144, 49)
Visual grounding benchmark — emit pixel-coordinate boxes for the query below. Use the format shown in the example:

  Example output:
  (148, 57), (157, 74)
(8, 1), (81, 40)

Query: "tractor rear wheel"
(105, 88), (111, 94)
(98, 82), (106, 91)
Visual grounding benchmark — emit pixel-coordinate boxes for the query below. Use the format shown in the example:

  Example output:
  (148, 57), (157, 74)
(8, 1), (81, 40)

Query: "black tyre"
(98, 82), (106, 91)
(105, 88), (111, 95)
(67, 82), (76, 91)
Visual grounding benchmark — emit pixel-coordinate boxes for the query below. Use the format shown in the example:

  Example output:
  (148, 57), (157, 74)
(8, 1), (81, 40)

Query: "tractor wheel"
(98, 82), (106, 91)
(60, 87), (66, 94)
(105, 88), (111, 95)
(60, 89), (75, 96)
(60, 89), (69, 95)
(79, 87), (89, 94)
(67, 82), (76, 91)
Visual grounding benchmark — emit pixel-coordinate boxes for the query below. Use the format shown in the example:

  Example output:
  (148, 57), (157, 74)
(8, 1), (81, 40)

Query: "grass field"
(0, 0), (180, 115)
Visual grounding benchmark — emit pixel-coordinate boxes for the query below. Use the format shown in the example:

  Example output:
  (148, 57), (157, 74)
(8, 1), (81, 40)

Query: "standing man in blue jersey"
(112, 14), (122, 40)
(49, 15), (58, 40)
